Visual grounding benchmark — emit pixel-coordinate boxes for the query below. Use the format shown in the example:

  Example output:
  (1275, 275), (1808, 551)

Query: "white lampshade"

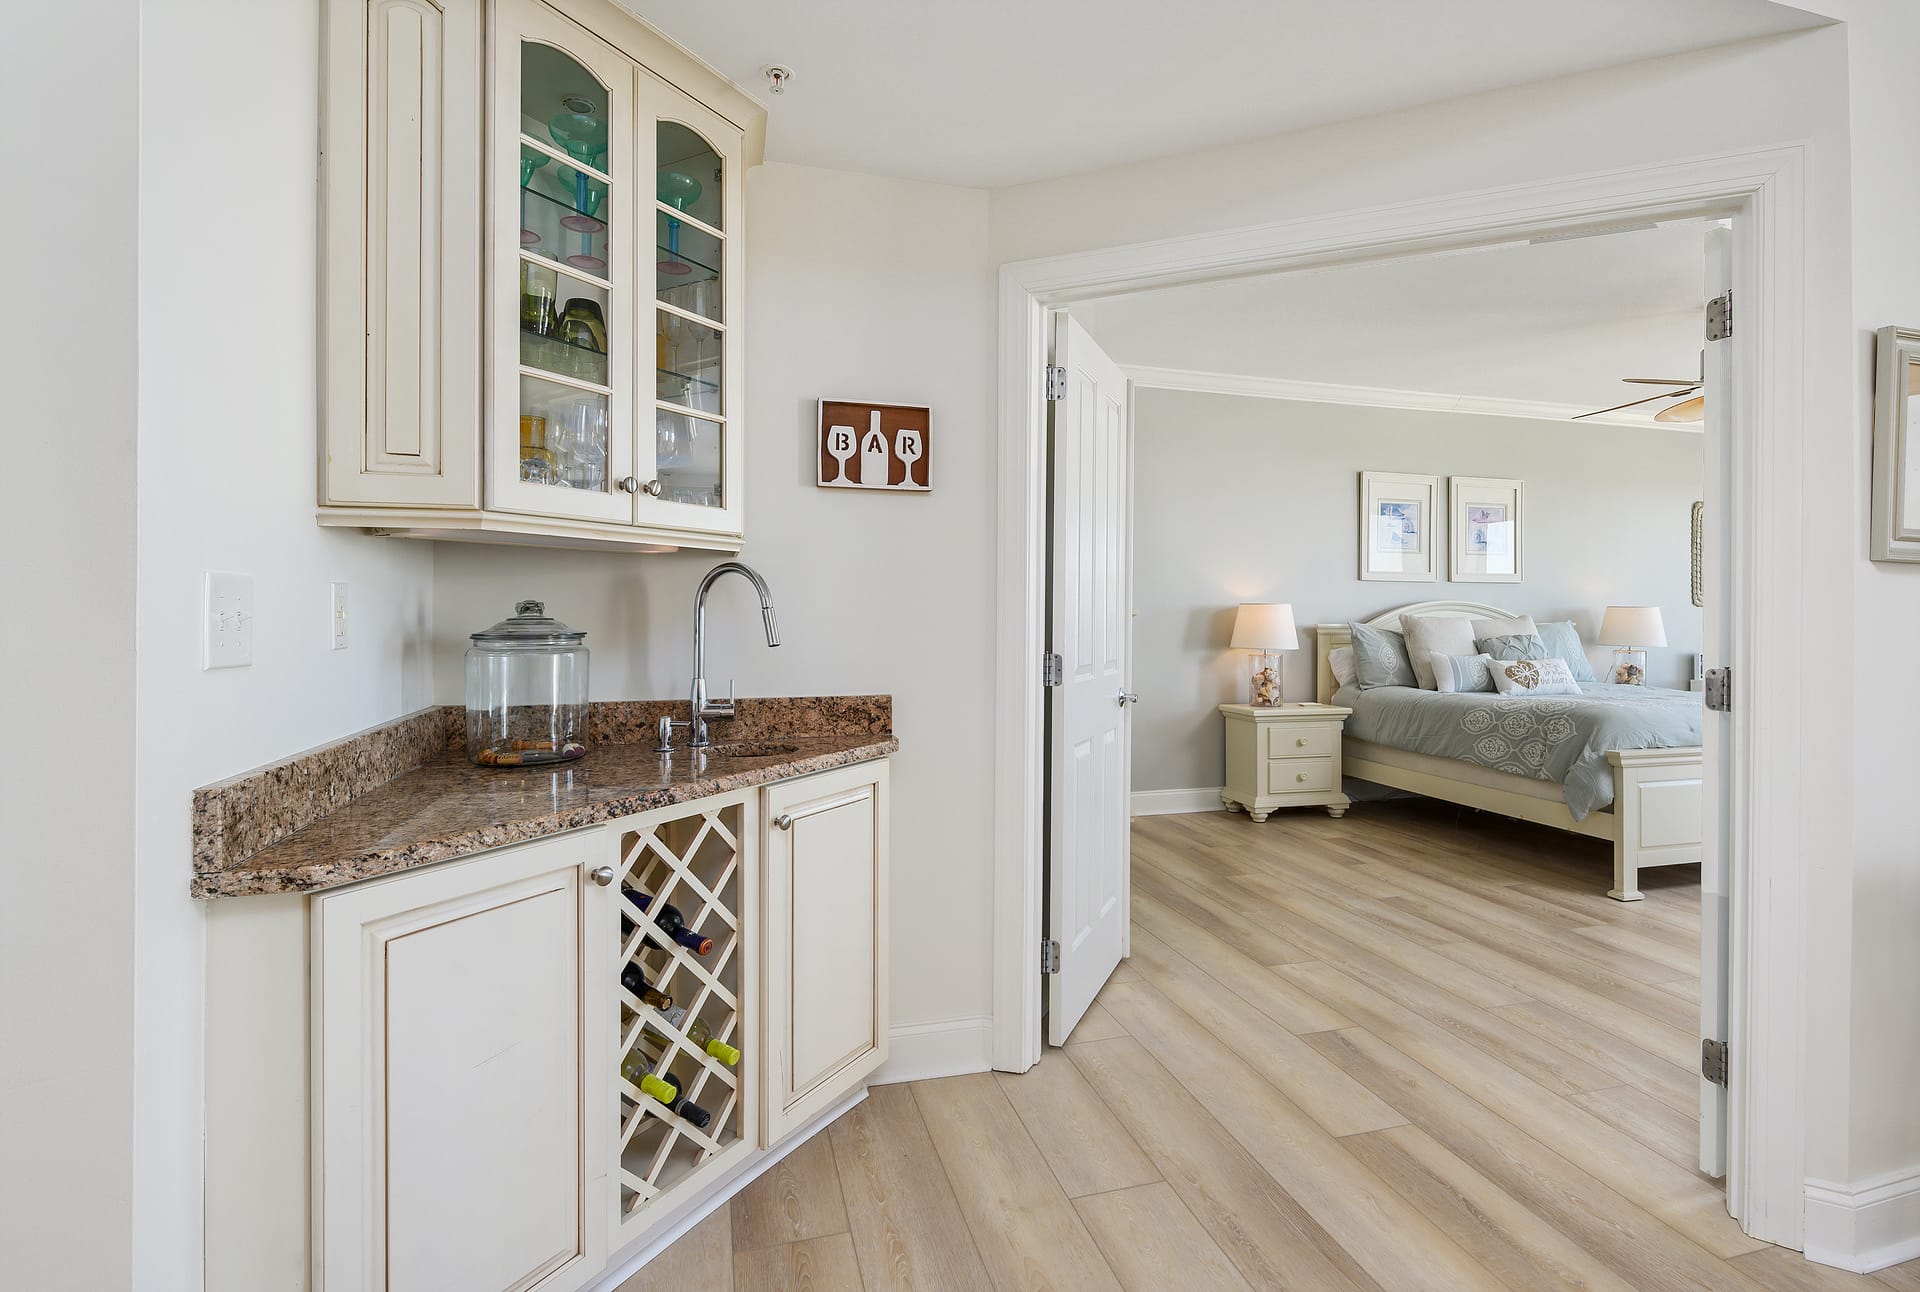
(1599, 605), (1667, 648)
(1230, 603), (1299, 652)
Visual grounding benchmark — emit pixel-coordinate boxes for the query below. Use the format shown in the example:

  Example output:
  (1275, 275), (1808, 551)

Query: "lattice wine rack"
(613, 799), (749, 1225)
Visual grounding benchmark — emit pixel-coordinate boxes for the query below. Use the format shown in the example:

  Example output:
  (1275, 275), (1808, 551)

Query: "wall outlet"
(204, 571), (254, 670)
(329, 581), (349, 651)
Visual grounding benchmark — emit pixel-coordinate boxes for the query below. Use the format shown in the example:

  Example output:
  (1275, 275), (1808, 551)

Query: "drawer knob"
(1296, 737), (1308, 747)
(1296, 772), (1308, 783)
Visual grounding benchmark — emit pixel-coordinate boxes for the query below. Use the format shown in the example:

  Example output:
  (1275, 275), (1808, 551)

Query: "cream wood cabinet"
(319, 0), (764, 553)
(312, 829), (608, 1292)
(760, 762), (891, 1144)
(1219, 702), (1354, 822)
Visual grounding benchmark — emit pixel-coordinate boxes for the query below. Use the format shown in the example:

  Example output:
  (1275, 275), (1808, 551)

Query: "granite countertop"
(191, 697), (895, 898)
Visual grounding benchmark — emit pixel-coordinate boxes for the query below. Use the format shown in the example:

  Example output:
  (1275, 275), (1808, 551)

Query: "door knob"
(1117, 690), (1139, 706)
(588, 865), (617, 887)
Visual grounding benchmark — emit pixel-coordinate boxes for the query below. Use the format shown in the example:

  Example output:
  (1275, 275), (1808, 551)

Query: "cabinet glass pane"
(655, 211), (720, 318)
(658, 122), (721, 230)
(522, 148), (611, 274)
(521, 263), (610, 386)
(655, 310), (720, 413)
(520, 374), (610, 493)
(652, 409), (722, 508)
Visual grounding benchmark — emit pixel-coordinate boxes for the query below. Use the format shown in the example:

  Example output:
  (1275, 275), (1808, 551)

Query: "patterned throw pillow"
(1430, 652), (1496, 694)
(1476, 631), (1549, 662)
(1347, 622), (1417, 689)
(1489, 657), (1582, 697)
(1535, 620), (1598, 683)
(1401, 615), (1478, 690)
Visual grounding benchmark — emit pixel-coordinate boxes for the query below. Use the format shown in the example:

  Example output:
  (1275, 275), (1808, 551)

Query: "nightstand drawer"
(1265, 755), (1336, 796)
(1261, 724), (1338, 760)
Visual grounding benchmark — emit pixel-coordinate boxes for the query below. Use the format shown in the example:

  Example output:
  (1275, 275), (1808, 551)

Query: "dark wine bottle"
(619, 962), (673, 1011)
(635, 1070), (714, 1129)
(628, 889), (714, 956)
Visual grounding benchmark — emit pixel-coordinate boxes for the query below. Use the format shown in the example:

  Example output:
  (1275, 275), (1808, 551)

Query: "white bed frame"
(1315, 600), (1703, 901)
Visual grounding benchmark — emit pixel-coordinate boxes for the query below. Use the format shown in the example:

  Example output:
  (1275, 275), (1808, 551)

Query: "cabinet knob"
(588, 865), (617, 887)
(618, 476), (662, 496)
(1296, 737), (1308, 747)
(773, 813), (793, 831)
(1295, 772), (1308, 783)
(643, 478), (663, 497)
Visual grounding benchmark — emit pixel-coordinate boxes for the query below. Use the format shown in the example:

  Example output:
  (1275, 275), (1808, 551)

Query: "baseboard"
(1130, 787), (1226, 817)
(872, 1014), (994, 1084)
(1805, 1168), (1920, 1272)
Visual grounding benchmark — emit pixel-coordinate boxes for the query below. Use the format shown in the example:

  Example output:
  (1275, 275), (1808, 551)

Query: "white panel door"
(1046, 313), (1132, 1046)
(1699, 225), (1732, 1180)
(314, 831), (605, 1292)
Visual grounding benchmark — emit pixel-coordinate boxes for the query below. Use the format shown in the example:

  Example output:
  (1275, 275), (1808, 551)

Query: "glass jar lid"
(469, 600), (587, 646)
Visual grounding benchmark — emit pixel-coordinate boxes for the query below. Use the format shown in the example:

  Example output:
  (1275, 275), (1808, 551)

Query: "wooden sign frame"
(817, 399), (931, 492)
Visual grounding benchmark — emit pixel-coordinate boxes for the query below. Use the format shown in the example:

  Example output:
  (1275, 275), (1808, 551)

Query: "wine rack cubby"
(613, 795), (753, 1230)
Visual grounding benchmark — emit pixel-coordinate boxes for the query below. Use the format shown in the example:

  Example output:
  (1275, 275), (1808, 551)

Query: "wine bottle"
(639, 1008), (742, 1067)
(627, 889), (714, 956)
(619, 962), (673, 1011)
(634, 1069), (714, 1130)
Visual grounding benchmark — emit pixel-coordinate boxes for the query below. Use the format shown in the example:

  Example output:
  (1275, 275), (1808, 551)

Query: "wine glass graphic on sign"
(824, 421), (856, 482)
(893, 426), (923, 488)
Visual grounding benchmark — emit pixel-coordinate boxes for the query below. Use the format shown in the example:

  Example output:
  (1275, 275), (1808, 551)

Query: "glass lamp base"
(1248, 651), (1284, 706)
(1611, 647), (1648, 686)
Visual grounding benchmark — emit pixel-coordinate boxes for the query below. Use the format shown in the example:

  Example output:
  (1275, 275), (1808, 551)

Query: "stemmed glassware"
(657, 171), (701, 276)
(519, 150), (549, 246)
(548, 97), (609, 273)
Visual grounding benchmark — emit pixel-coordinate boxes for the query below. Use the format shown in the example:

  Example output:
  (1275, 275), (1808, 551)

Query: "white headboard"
(1314, 600), (1513, 704)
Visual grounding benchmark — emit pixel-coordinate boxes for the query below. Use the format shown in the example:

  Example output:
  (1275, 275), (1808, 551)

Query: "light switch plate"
(204, 571), (254, 669)
(329, 581), (348, 651)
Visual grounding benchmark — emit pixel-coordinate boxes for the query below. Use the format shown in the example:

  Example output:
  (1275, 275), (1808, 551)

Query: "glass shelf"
(522, 178), (611, 274)
(522, 327), (609, 387)
(655, 208), (720, 314)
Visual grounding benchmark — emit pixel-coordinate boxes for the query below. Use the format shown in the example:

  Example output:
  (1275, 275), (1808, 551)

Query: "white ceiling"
(1071, 222), (1715, 421)
(623, 0), (1823, 189)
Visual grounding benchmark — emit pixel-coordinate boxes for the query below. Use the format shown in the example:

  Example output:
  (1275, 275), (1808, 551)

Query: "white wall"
(1128, 390), (1704, 793)
(134, 1), (438, 1286)
(0, 4), (138, 1287)
(431, 162), (997, 1065)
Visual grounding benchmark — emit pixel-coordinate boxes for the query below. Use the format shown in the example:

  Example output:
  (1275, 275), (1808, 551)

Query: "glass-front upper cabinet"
(640, 80), (745, 537)
(490, 0), (638, 525)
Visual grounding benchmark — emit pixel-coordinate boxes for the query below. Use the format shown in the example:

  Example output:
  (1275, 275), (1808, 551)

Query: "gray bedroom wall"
(1130, 387), (1704, 794)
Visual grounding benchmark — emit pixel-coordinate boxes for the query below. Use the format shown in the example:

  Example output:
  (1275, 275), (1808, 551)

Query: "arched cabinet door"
(487, 0), (639, 525)
(639, 81), (747, 540)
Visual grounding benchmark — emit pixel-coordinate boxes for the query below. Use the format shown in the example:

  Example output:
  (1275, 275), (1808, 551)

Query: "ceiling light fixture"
(762, 65), (793, 95)
(1654, 395), (1705, 424)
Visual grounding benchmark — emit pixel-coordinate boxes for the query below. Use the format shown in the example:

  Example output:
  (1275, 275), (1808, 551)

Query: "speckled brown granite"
(192, 696), (893, 899)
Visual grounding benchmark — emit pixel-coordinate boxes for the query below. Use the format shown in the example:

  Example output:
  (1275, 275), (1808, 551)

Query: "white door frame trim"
(991, 144), (1808, 1248)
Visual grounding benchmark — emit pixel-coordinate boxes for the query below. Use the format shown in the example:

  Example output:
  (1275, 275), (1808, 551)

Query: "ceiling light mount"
(762, 64), (794, 96)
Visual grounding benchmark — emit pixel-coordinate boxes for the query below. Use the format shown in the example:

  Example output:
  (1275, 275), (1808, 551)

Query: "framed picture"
(1449, 476), (1523, 583)
(817, 399), (932, 492)
(1870, 325), (1920, 562)
(1358, 471), (1438, 581)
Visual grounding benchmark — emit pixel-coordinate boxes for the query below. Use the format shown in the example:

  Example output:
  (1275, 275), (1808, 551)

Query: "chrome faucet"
(660, 561), (780, 750)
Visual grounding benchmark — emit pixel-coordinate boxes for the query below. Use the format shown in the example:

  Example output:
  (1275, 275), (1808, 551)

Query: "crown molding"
(1122, 363), (1698, 431)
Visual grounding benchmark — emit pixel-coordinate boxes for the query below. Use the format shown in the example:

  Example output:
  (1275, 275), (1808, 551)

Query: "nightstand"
(1219, 702), (1353, 822)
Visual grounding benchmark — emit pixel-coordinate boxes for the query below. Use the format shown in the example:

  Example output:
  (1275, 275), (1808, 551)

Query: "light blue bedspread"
(1335, 683), (1702, 820)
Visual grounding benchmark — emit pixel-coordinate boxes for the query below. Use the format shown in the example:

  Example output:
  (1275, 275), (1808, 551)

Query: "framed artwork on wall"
(1870, 325), (1920, 562)
(1448, 476), (1523, 583)
(1358, 471), (1438, 582)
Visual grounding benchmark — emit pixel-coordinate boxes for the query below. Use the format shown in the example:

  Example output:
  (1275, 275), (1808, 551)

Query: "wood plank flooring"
(625, 800), (1917, 1291)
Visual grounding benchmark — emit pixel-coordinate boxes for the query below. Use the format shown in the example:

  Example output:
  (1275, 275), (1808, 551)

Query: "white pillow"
(1327, 646), (1357, 688)
(1402, 616), (1478, 690)
(1469, 613), (1537, 642)
(1431, 651), (1497, 693)
(1489, 657), (1582, 697)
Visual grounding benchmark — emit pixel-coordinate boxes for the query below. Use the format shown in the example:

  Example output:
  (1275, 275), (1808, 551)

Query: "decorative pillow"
(1535, 620), (1597, 683)
(1476, 631), (1550, 662)
(1489, 657), (1582, 697)
(1327, 646), (1357, 688)
(1430, 652), (1497, 694)
(1347, 622), (1416, 689)
(1469, 614), (1536, 643)
(1401, 615), (1478, 690)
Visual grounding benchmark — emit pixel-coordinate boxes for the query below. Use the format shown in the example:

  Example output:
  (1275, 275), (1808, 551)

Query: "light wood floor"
(627, 801), (1919, 1291)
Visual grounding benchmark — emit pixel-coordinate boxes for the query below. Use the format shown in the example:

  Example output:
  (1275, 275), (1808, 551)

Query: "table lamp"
(1599, 605), (1666, 686)
(1230, 603), (1298, 706)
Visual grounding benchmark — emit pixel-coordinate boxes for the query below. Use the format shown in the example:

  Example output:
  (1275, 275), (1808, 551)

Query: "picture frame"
(1870, 325), (1920, 562)
(1358, 471), (1438, 582)
(1448, 476), (1523, 583)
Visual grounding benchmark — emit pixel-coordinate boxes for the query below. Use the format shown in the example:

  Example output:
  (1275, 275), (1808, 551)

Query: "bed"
(1314, 600), (1704, 901)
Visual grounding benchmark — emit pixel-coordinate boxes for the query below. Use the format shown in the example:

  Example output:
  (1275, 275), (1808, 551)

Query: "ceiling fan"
(1573, 358), (1704, 424)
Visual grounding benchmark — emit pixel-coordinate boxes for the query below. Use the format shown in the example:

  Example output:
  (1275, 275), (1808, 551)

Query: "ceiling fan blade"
(1571, 386), (1701, 420)
(1622, 377), (1703, 386)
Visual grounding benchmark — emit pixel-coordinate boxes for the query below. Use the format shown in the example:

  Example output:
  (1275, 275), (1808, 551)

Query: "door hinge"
(1041, 939), (1061, 974)
(1045, 365), (1067, 401)
(1704, 666), (1732, 712)
(1707, 290), (1733, 342)
(1042, 652), (1064, 687)
(1702, 1038), (1729, 1086)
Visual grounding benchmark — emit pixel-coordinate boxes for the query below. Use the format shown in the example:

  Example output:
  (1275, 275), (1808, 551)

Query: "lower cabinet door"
(761, 760), (890, 1145)
(313, 830), (608, 1292)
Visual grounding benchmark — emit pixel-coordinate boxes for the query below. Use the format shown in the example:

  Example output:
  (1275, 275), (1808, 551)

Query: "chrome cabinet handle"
(588, 865), (617, 887)
(1117, 690), (1140, 706)
(773, 813), (793, 831)
(617, 476), (640, 493)
(643, 478), (663, 497)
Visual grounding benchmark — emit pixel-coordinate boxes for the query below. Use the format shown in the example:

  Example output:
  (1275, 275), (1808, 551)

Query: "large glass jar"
(465, 600), (589, 766)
